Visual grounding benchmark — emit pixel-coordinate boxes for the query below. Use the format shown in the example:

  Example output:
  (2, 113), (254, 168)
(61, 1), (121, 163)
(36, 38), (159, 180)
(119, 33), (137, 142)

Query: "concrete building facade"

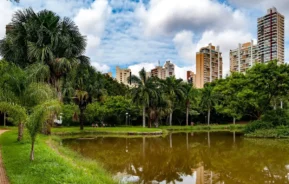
(164, 61), (175, 77)
(257, 7), (284, 64)
(187, 71), (196, 86)
(116, 66), (131, 86)
(230, 40), (259, 73)
(196, 44), (222, 88)
(151, 66), (166, 79)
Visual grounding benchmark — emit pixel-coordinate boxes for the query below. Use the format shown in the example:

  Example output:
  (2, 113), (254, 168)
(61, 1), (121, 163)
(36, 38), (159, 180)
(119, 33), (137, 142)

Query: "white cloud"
(174, 65), (194, 81)
(128, 62), (157, 76)
(74, 0), (111, 56)
(136, 0), (248, 36)
(91, 62), (110, 73)
(173, 30), (196, 65)
(0, 1), (15, 39)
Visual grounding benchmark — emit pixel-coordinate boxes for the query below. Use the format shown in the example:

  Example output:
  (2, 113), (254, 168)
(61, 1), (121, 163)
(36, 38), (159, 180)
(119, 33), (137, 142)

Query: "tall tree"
(162, 77), (185, 126)
(0, 8), (88, 100)
(183, 83), (198, 126)
(130, 68), (159, 128)
(200, 84), (217, 125)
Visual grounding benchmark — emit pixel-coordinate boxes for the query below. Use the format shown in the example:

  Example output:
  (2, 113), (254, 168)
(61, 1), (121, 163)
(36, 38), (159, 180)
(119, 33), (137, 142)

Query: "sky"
(0, 0), (288, 80)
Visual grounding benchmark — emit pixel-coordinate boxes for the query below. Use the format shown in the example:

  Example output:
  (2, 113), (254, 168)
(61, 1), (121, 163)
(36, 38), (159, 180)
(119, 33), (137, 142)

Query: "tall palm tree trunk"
(169, 112), (173, 126)
(17, 122), (24, 141)
(80, 109), (84, 130)
(233, 117), (236, 125)
(142, 105), (146, 128)
(207, 109), (210, 126)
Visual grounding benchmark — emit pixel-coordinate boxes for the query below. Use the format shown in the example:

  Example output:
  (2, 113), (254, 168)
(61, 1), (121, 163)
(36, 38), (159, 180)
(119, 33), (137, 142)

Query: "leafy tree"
(130, 68), (159, 127)
(214, 73), (247, 124)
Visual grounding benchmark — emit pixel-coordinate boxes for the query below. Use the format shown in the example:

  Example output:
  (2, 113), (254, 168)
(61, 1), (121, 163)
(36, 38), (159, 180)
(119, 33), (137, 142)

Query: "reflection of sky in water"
(63, 132), (289, 184)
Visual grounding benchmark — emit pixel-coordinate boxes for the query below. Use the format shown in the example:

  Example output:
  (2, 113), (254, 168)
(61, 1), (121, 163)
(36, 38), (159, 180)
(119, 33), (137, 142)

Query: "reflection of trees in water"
(64, 133), (289, 184)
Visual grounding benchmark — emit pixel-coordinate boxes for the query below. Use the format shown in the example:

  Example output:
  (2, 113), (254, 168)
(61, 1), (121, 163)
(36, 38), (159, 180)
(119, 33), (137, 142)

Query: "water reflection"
(63, 132), (289, 184)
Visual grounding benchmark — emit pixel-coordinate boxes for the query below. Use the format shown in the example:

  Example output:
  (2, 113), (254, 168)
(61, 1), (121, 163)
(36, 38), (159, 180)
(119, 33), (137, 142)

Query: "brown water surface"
(63, 132), (289, 184)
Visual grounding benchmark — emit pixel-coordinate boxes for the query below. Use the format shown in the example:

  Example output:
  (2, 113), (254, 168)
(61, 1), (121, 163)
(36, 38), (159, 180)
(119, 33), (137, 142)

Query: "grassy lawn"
(52, 126), (163, 135)
(0, 130), (115, 184)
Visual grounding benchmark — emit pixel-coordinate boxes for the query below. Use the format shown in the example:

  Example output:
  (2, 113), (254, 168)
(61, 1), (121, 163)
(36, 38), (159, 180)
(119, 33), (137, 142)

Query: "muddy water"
(63, 132), (289, 184)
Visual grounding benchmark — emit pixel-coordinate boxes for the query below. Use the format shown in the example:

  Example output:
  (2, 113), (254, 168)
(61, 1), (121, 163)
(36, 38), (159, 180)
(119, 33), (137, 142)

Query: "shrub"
(261, 109), (289, 127)
(244, 120), (273, 133)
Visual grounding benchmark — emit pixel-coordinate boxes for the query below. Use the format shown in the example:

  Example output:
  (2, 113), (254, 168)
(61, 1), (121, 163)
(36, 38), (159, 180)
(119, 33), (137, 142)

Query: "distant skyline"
(0, 0), (288, 80)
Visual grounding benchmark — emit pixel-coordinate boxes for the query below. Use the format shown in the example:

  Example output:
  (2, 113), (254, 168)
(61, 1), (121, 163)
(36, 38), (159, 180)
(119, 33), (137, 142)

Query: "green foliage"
(261, 109), (289, 127)
(0, 102), (27, 125)
(0, 131), (115, 183)
(244, 120), (273, 133)
(62, 104), (79, 126)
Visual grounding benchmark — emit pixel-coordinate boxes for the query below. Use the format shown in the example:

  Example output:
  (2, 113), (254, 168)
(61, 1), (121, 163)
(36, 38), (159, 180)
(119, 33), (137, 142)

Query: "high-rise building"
(257, 7), (284, 64)
(196, 43), (222, 88)
(149, 61), (175, 79)
(5, 24), (13, 34)
(230, 40), (259, 73)
(187, 71), (196, 86)
(164, 61), (175, 77)
(151, 66), (166, 79)
(116, 66), (131, 86)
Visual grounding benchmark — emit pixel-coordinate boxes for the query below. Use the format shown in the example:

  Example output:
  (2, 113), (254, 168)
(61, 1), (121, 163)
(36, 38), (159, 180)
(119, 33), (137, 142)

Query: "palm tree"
(64, 63), (105, 130)
(130, 68), (159, 128)
(183, 83), (198, 126)
(162, 77), (185, 126)
(27, 100), (61, 161)
(0, 8), (88, 100)
(200, 84), (216, 125)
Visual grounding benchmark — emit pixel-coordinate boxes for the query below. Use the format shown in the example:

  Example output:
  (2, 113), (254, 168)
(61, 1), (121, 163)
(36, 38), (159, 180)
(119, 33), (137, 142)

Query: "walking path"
(0, 130), (9, 184)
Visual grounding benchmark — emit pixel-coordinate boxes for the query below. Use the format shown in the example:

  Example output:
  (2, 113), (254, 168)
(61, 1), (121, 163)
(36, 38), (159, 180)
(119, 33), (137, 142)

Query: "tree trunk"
(30, 139), (35, 161)
(17, 122), (24, 141)
(169, 112), (173, 126)
(142, 105), (146, 128)
(186, 106), (189, 126)
(233, 117), (236, 125)
(3, 113), (6, 127)
(80, 109), (84, 130)
(207, 109), (210, 126)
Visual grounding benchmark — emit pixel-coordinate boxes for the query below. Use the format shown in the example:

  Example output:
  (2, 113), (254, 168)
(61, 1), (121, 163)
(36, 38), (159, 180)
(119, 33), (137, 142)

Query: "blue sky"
(0, 0), (288, 79)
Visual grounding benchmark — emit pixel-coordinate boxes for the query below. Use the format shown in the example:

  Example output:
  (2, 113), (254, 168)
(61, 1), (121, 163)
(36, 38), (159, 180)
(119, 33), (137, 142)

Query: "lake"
(63, 132), (289, 184)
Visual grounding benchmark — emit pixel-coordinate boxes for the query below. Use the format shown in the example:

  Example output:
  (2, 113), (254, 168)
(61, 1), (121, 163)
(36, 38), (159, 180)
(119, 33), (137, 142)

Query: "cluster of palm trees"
(0, 8), (93, 160)
(130, 68), (199, 128)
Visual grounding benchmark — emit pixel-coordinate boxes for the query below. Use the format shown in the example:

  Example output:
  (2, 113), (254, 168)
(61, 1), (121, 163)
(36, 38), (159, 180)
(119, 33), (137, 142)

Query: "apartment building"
(150, 61), (175, 79)
(151, 66), (166, 79)
(116, 66), (131, 86)
(230, 40), (259, 73)
(187, 71), (196, 86)
(257, 7), (284, 64)
(164, 61), (175, 77)
(196, 44), (222, 88)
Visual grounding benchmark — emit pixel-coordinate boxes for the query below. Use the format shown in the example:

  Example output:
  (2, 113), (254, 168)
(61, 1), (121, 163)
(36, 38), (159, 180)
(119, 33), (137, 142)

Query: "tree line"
(1, 8), (289, 160)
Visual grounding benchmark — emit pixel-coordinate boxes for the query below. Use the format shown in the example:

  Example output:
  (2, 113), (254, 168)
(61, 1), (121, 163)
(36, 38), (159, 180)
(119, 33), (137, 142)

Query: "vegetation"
(0, 131), (115, 183)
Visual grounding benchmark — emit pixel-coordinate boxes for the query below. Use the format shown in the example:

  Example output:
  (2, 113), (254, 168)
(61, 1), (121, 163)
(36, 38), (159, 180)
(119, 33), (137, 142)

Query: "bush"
(261, 109), (289, 127)
(244, 120), (273, 133)
(62, 104), (79, 126)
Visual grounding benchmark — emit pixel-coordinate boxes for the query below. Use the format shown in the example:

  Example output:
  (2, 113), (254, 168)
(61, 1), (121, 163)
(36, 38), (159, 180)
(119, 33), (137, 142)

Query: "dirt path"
(0, 130), (9, 184)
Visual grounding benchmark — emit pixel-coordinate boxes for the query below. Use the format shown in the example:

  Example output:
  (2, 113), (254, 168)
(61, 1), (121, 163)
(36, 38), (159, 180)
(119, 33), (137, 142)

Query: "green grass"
(0, 130), (115, 184)
(52, 126), (163, 135)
